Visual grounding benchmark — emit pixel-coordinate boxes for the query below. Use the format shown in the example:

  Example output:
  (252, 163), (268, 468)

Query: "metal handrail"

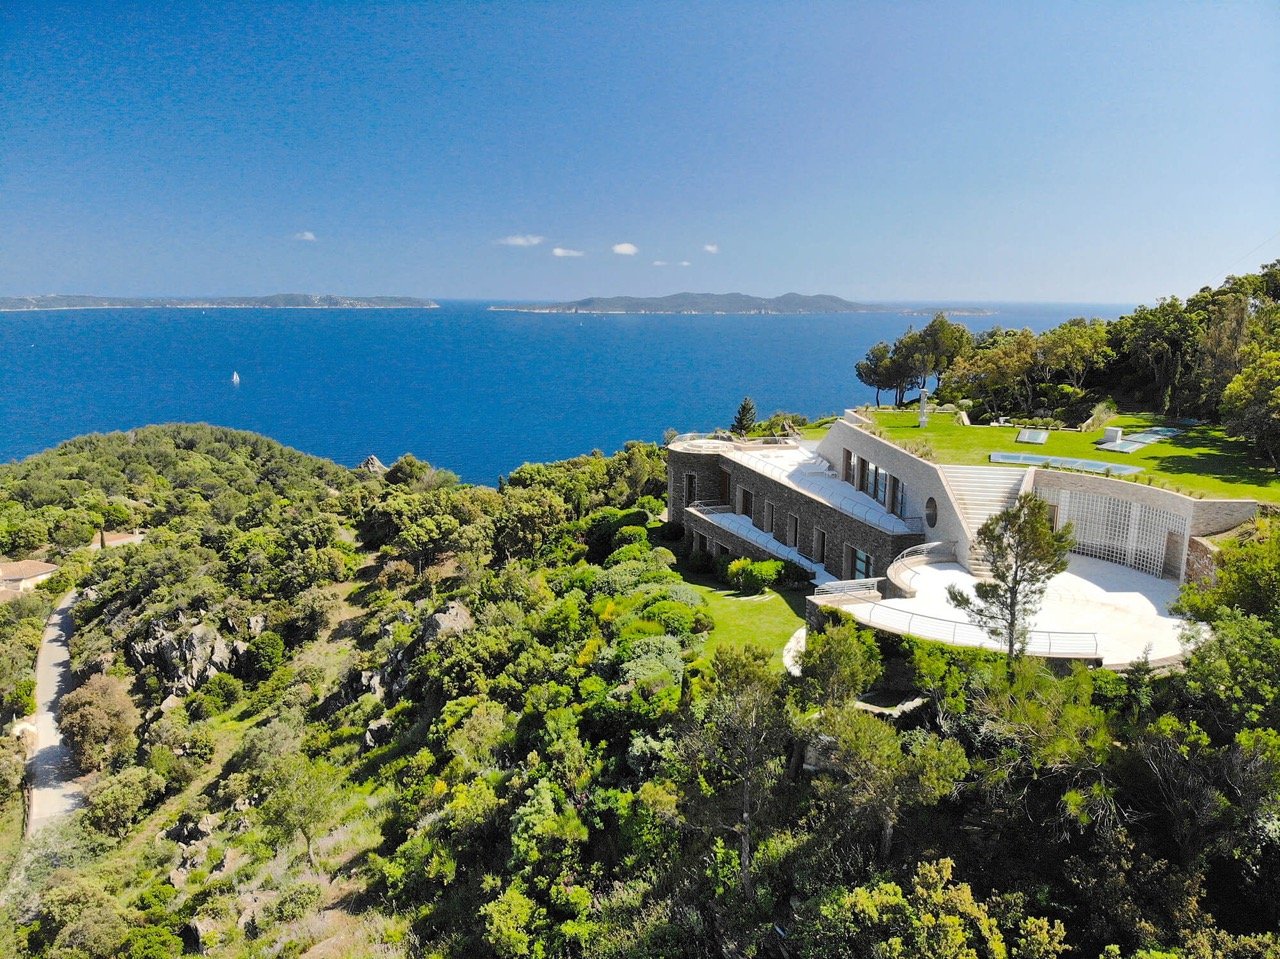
(687, 500), (731, 513)
(824, 597), (1099, 658)
(885, 541), (957, 596)
(814, 577), (884, 597)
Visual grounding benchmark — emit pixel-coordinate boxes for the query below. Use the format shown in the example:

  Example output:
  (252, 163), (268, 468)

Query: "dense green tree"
(792, 858), (1067, 959)
(1178, 610), (1280, 734)
(811, 703), (969, 857)
(84, 766), (166, 836)
(1222, 350), (1280, 468)
(1118, 298), (1204, 415)
(1040, 317), (1113, 389)
(493, 487), (571, 560)
(947, 493), (1073, 662)
(731, 395), (757, 435)
(678, 645), (787, 901)
(1177, 522), (1280, 627)
(58, 673), (140, 771)
(855, 340), (895, 406)
(922, 311), (975, 388)
(259, 754), (342, 866)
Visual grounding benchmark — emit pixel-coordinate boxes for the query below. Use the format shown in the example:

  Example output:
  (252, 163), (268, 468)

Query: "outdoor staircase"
(940, 466), (1027, 577)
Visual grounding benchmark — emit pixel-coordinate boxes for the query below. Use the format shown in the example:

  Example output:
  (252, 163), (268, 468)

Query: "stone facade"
(667, 447), (729, 514)
(1184, 535), (1219, 585)
(669, 439), (923, 578)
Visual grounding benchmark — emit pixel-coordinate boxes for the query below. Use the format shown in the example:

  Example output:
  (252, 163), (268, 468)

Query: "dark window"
(844, 544), (874, 579)
(812, 528), (827, 565)
(764, 501), (775, 533)
(685, 473), (697, 503)
(787, 514), (799, 547)
(739, 487), (754, 518)
(842, 449), (853, 483)
(925, 497), (938, 528)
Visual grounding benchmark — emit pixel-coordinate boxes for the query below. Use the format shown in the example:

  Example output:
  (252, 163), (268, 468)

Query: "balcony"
(685, 503), (836, 584)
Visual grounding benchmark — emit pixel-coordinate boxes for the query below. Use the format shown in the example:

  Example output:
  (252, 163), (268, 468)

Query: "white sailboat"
(232, 371), (241, 386)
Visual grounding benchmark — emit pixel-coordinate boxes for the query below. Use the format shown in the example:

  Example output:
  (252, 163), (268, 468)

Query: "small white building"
(0, 560), (59, 592)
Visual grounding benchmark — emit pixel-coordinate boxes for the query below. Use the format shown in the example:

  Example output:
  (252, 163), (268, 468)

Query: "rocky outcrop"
(327, 601), (473, 712)
(129, 617), (232, 695)
(358, 455), (389, 474)
(364, 716), (394, 749)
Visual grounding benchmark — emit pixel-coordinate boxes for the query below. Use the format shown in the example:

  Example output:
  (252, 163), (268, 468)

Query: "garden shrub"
(778, 561), (812, 589)
(612, 525), (649, 549)
(266, 882), (323, 925)
(646, 600), (696, 636)
(603, 543), (651, 567)
(188, 673), (243, 718)
(85, 766), (166, 837)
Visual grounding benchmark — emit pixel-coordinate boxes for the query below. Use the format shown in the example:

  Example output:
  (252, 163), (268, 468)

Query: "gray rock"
(425, 601), (475, 642)
(364, 716), (393, 749)
(189, 914), (219, 954)
(129, 619), (232, 694)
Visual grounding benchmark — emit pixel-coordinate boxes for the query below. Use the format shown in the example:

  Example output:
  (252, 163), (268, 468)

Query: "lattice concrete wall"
(1040, 488), (1189, 579)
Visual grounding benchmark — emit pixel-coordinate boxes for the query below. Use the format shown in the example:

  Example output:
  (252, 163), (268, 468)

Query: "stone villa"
(667, 409), (1258, 667)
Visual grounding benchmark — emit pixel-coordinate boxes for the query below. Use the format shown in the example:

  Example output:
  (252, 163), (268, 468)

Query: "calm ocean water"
(0, 301), (1129, 483)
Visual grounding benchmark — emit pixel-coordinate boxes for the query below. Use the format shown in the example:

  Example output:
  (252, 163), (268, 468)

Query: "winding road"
(25, 591), (83, 835)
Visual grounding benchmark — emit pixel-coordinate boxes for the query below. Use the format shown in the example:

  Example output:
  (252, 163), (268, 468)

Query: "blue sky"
(2, 1), (1277, 303)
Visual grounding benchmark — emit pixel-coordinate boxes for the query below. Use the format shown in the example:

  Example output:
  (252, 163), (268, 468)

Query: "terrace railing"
(813, 578), (884, 601)
(886, 541), (957, 596)
(687, 501), (731, 513)
(830, 599), (1099, 659)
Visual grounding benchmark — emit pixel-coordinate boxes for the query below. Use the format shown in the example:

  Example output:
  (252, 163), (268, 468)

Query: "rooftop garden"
(864, 409), (1280, 503)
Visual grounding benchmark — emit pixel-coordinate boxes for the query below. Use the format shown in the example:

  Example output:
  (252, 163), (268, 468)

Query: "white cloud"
(612, 242), (639, 255)
(652, 260), (668, 267)
(497, 234), (545, 247)
(293, 231), (317, 242)
(552, 247), (584, 257)
(680, 260), (691, 267)
(703, 243), (719, 254)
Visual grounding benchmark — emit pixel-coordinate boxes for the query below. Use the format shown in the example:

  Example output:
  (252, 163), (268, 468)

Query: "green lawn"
(678, 568), (806, 664)
(867, 410), (1280, 503)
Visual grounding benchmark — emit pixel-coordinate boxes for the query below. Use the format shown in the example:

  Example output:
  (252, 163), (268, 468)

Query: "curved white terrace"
(830, 553), (1187, 667)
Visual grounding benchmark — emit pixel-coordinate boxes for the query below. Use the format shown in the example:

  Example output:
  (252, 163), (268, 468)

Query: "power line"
(1219, 226), (1280, 279)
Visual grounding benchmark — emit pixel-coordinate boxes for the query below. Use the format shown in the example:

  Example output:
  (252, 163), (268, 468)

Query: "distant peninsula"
(490, 292), (993, 316)
(0, 293), (440, 312)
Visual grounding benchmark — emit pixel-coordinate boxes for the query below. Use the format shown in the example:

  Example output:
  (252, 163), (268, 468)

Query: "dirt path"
(25, 591), (83, 835)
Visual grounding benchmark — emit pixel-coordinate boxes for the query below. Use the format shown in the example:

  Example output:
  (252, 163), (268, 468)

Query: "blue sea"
(0, 301), (1130, 483)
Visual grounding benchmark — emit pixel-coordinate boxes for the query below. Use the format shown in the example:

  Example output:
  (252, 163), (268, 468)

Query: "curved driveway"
(25, 591), (83, 835)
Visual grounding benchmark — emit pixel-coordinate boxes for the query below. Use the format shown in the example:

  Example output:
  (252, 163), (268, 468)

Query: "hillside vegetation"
(0, 425), (1278, 955)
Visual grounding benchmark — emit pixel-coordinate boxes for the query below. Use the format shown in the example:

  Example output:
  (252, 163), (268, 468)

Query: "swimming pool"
(990, 452), (1144, 475)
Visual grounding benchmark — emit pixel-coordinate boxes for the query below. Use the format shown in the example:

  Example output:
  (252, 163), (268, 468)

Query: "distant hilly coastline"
(489, 292), (994, 316)
(0, 293), (440, 312)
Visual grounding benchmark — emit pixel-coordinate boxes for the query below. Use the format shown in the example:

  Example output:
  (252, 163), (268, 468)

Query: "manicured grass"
(678, 568), (806, 663)
(868, 409), (1280, 503)
(798, 417), (837, 441)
